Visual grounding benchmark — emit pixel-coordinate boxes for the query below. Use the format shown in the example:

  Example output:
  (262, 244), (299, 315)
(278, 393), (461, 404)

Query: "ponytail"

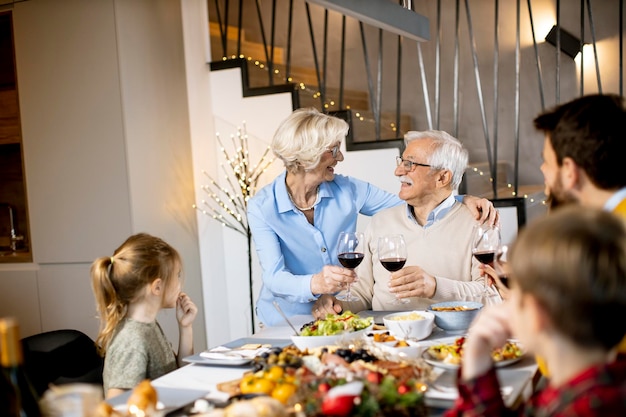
(91, 256), (126, 355)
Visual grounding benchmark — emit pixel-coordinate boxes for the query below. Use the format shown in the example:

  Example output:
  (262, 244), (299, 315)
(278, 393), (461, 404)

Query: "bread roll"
(127, 380), (158, 413)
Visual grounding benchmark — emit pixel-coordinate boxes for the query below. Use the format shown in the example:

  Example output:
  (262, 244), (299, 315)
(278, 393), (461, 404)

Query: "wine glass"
(493, 245), (510, 295)
(471, 223), (501, 298)
(378, 235), (409, 305)
(336, 231), (364, 302)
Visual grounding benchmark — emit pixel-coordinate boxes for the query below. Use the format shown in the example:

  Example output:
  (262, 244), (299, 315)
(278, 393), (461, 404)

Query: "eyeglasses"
(327, 145), (341, 159)
(396, 156), (431, 172)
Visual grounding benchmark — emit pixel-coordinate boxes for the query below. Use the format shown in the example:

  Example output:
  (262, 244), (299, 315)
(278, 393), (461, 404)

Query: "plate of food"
(184, 337), (292, 366)
(422, 336), (524, 370)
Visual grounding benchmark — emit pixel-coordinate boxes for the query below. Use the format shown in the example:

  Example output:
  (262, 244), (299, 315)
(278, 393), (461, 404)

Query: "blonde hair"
(271, 107), (349, 172)
(404, 130), (468, 189)
(91, 233), (181, 355)
(509, 207), (626, 350)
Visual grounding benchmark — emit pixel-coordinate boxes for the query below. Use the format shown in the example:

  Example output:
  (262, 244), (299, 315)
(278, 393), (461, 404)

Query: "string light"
(465, 168), (547, 205)
(220, 56), (398, 133)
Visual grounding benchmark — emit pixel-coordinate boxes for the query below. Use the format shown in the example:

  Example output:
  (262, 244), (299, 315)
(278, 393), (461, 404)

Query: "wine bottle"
(0, 317), (41, 417)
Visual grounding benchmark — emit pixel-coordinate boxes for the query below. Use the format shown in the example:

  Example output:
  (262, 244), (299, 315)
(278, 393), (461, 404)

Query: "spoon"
(272, 301), (300, 336)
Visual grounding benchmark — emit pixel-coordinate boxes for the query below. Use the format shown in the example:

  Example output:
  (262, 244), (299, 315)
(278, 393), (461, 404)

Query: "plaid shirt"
(445, 357), (626, 417)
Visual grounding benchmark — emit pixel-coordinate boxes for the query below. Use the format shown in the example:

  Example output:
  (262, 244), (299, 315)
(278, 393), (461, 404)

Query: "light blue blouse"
(247, 172), (401, 325)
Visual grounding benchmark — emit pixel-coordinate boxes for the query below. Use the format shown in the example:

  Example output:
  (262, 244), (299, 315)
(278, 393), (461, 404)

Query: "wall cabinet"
(0, 264), (98, 339)
(0, 267), (39, 337)
(0, 12), (31, 263)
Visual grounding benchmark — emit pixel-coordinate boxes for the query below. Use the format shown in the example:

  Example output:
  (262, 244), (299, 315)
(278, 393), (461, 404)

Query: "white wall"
(15, 0), (132, 264)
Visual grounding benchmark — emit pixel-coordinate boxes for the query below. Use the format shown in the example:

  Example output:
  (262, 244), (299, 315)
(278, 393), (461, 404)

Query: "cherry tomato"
(318, 382), (331, 393)
(366, 371), (383, 384)
(321, 395), (355, 416)
(397, 384), (410, 395)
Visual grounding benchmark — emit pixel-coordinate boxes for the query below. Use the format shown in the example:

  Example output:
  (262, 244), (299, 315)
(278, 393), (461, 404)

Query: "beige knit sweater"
(343, 202), (497, 312)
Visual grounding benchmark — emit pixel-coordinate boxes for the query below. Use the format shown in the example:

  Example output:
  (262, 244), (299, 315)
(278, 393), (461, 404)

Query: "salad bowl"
(290, 311), (373, 351)
(291, 326), (373, 350)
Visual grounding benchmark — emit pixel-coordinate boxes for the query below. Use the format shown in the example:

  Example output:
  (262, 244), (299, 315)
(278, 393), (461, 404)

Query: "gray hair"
(404, 130), (468, 189)
(271, 108), (349, 172)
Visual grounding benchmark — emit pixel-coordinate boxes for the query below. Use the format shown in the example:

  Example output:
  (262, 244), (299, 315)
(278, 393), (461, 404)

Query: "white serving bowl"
(290, 325), (373, 351)
(382, 311), (434, 341)
(427, 301), (483, 331)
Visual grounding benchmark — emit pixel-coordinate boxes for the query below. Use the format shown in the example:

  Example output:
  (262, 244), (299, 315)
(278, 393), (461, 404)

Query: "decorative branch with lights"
(193, 123), (274, 235)
(193, 123), (274, 334)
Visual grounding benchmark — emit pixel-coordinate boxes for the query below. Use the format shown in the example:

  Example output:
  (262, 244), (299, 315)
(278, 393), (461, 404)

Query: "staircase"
(208, 21), (412, 147)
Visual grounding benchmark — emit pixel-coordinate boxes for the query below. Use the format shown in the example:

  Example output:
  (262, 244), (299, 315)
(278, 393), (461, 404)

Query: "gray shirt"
(103, 318), (177, 393)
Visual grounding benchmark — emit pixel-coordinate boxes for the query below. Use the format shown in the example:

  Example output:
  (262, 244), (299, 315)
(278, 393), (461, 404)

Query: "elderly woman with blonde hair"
(248, 107), (496, 326)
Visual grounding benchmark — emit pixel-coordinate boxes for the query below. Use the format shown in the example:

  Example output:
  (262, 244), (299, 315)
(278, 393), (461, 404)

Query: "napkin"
(199, 344), (272, 361)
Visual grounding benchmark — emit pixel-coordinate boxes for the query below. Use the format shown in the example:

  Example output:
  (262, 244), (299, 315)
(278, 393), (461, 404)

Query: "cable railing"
(207, 0), (624, 198)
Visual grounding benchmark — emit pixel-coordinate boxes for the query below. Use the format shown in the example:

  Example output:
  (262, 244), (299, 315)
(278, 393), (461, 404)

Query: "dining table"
(108, 311), (539, 416)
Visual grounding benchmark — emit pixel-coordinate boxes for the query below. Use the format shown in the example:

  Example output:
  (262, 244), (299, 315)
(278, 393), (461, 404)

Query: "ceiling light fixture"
(305, 0), (430, 42)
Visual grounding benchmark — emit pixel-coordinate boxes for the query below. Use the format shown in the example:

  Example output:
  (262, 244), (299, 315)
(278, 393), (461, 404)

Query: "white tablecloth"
(143, 313), (537, 411)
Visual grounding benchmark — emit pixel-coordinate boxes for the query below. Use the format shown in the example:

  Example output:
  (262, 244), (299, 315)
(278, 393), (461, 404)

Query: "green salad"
(300, 311), (373, 336)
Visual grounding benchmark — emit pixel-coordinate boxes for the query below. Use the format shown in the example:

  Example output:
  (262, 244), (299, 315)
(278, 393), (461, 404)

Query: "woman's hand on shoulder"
(176, 293), (198, 328)
(462, 195), (499, 225)
(310, 265), (357, 295)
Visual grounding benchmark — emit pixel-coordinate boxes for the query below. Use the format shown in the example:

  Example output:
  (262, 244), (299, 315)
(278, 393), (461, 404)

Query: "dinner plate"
(183, 337), (292, 366)
(421, 342), (524, 370)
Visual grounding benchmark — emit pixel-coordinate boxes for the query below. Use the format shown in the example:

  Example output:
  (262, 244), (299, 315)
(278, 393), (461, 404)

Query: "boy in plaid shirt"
(447, 207), (626, 417)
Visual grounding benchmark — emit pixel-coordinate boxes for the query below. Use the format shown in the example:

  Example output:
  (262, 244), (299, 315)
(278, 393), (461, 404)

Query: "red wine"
(338, 252), (364, 269)
(473, 250), (496, 265)
(380, 258), (406, 272)
(498, 275), (510, 288)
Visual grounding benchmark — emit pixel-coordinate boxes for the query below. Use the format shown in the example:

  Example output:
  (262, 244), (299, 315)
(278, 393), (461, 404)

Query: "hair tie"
(110, 256), (115, 264)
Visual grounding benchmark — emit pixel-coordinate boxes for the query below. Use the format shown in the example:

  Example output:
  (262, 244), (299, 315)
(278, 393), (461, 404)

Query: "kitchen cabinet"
(0, 267), (40, 337)
(0, 11), (31, 263)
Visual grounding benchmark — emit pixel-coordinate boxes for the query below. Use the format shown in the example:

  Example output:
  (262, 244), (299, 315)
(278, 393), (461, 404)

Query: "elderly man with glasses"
(314, 130), (499, 316)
